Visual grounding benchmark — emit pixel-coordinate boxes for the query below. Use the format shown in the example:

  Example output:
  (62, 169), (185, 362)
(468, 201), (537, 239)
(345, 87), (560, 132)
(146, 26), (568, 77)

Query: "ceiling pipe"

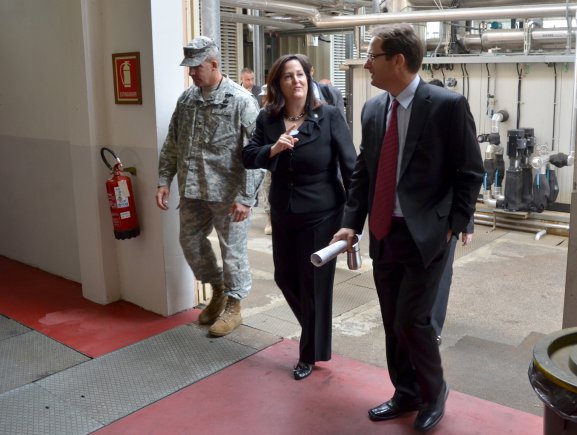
(201, 0), (221, 47)
(220, 11), (305, 29)
(409, 0), (563, 7)
(444, 28), (576, 51)
(288, 0), (374, 7)
(312, 4), (577, 28)
(220, 0), (320, 19)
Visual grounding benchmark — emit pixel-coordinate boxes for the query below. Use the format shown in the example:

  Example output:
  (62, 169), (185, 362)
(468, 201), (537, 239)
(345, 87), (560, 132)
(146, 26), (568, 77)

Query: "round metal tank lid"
(533, 327), (577, 393)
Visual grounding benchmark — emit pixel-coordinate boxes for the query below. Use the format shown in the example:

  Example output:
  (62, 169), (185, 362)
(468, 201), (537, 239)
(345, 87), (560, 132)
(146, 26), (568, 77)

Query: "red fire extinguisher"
(100, 147), (140, 240)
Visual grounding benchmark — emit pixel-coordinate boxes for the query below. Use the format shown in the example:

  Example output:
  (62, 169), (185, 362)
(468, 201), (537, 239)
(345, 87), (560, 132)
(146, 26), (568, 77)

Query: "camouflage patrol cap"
(180, 36), (220, 67)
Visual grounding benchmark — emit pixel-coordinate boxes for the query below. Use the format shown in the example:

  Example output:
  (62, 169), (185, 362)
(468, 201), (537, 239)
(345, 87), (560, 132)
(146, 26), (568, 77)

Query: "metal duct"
(409, 0), (563, 7)
(201, 0), (221, 47)
(450, 29), (575, 51)
(220, 0), (320, 19)
(288, 0), (374, 7)
(312, 4), (577, 28)
(220, 11), (305, 29)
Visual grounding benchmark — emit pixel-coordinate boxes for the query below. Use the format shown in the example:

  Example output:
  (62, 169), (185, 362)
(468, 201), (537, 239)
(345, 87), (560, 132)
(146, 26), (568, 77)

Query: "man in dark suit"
(310, 66), (346, 122)
(331, 24), (483, 432)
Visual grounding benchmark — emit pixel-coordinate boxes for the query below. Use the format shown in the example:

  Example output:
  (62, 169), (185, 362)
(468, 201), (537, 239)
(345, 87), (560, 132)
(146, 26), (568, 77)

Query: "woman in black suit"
(243, 54), (356, 380)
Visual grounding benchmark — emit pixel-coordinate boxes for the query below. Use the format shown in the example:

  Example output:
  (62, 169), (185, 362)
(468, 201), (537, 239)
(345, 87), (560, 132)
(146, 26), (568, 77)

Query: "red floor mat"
(0, 256), (199, 357)
(95, 339), (542, 435)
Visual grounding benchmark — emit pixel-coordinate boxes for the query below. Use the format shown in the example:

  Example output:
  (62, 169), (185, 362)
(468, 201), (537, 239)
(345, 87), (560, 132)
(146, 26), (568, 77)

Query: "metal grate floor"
(0, 319), (89, 395)
(0, 322), (266, 435)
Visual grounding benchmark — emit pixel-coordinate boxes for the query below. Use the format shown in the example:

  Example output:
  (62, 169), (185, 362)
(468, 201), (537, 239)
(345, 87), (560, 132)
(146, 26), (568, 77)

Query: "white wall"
(0, 0), (195, 316)
(0, 0), (80, 280)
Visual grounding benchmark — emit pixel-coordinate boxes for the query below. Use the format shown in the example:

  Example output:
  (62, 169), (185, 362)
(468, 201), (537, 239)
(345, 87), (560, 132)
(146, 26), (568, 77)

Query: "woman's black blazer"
(243, 104), (357, 214)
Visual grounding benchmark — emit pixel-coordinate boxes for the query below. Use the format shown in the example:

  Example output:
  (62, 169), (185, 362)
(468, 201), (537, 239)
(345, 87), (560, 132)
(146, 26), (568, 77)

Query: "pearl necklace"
(285, 111), (306, 122)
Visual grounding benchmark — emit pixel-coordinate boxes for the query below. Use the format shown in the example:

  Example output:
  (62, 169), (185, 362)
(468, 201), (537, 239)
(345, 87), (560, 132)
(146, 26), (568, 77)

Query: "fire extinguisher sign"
(112, 52), (142, 104)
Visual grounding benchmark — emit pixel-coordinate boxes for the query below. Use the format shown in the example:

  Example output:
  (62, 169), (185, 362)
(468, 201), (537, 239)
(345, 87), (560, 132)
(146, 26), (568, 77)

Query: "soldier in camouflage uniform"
(156, 36), (264, 337)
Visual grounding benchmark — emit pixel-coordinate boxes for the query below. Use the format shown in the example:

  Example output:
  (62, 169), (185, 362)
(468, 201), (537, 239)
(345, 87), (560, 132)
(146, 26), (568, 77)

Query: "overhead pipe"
(409, 0), (564, 7)
(201, 0), (221, 47)
(250, 9), (266, 90)
(311, 4), (577, 28)
(289, 0), (374, 7)
(454, 28), (576, 52)
(220, 11), (305, 29)
(312, 3), (577, 167)
(220, 0), (321, 19)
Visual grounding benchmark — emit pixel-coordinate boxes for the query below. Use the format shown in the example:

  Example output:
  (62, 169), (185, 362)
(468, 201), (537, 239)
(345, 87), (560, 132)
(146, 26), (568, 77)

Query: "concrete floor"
(233, 207), (569, 417)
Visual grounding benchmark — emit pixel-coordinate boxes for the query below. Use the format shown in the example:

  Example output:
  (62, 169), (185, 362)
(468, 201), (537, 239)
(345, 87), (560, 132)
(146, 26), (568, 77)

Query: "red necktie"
(370, 99), (399, 240)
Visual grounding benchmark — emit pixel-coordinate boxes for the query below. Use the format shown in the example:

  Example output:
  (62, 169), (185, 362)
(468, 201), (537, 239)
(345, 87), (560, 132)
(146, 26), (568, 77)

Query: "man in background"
(240, 67), (263, 107)
(310, 66), (346, 121)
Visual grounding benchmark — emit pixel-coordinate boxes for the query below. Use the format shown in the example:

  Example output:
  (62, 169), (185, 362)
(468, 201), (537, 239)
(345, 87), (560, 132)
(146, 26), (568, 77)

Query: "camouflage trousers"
(258, 171), (271, 215)
(179, 198), (252, 300)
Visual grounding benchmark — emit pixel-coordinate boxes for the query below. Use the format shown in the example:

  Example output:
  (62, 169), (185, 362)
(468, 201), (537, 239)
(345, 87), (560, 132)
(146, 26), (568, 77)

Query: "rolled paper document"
(311, 240), (348, 267)
(311, 234), (362, 268)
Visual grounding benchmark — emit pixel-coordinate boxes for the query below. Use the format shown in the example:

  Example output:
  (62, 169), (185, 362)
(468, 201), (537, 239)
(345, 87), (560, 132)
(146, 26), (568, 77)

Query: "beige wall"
(0, 0), (196, 315)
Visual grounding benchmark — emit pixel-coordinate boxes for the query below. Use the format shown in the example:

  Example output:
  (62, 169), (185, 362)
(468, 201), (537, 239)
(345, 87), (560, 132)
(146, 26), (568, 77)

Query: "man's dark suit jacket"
(342, 79), (483, 266)
(243, 105), (356, 214)
(249, 85), (263, 107)
(317, 82), (346, 121)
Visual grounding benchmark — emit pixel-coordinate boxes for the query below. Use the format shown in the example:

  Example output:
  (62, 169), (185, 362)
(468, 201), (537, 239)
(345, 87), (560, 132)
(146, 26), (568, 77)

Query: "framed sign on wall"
(112, 52), (142, 104)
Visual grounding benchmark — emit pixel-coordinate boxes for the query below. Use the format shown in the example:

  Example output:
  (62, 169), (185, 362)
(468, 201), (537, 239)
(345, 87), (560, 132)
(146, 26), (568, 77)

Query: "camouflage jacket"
(158, 77), (264, 206)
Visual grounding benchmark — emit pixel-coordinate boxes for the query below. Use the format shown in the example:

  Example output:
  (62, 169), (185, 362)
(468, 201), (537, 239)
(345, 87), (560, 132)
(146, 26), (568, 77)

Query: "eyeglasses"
(366, 52), (388, 62)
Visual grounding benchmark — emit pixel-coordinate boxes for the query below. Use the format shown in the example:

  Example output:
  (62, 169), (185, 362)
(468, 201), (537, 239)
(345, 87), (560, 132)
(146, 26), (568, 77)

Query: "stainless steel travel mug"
(347, 243), (361, 270)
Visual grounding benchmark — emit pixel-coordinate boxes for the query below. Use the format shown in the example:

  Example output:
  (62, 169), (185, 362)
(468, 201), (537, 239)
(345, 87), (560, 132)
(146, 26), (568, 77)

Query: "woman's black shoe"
(293, 361), (314, 380)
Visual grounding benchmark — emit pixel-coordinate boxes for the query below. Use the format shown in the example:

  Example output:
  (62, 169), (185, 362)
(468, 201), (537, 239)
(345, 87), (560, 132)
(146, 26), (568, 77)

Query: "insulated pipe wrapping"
(409, 0), (563, 6)
(457, 29), (576, 51)
(312, 4), (577, 28)
(221, 0), (320, 19)
(201, 0), (221, 48)
(220, 12), (305, 29)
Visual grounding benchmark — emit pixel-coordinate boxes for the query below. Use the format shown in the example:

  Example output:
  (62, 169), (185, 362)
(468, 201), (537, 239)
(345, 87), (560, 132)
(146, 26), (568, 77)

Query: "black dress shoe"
(293, 361), (313, 380)
(414, 382), (449, 432)
(368, 397), (421, 421)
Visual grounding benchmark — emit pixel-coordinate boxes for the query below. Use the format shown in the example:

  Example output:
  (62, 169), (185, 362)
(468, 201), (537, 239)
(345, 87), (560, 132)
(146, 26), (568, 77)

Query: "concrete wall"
(0, 0), (195, 315)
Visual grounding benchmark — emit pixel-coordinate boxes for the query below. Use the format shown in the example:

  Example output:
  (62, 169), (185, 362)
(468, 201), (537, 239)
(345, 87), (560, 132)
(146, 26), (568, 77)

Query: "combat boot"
(209, 298), (242, 336)
(198, 285), (227, 325)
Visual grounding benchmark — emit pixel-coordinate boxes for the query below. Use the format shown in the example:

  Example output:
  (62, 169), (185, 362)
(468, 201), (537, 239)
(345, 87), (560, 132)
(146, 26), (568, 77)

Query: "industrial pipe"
(312, 4), (577, 28)
(456, 29), (576, 52)
(474, 212), (569, 237)
(220, 0), (320, 19)
(409, 0), (564, 7)
(286, 0), (373, 7)
(220, 11), (305, 29)
(201, 0), (221, 47)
